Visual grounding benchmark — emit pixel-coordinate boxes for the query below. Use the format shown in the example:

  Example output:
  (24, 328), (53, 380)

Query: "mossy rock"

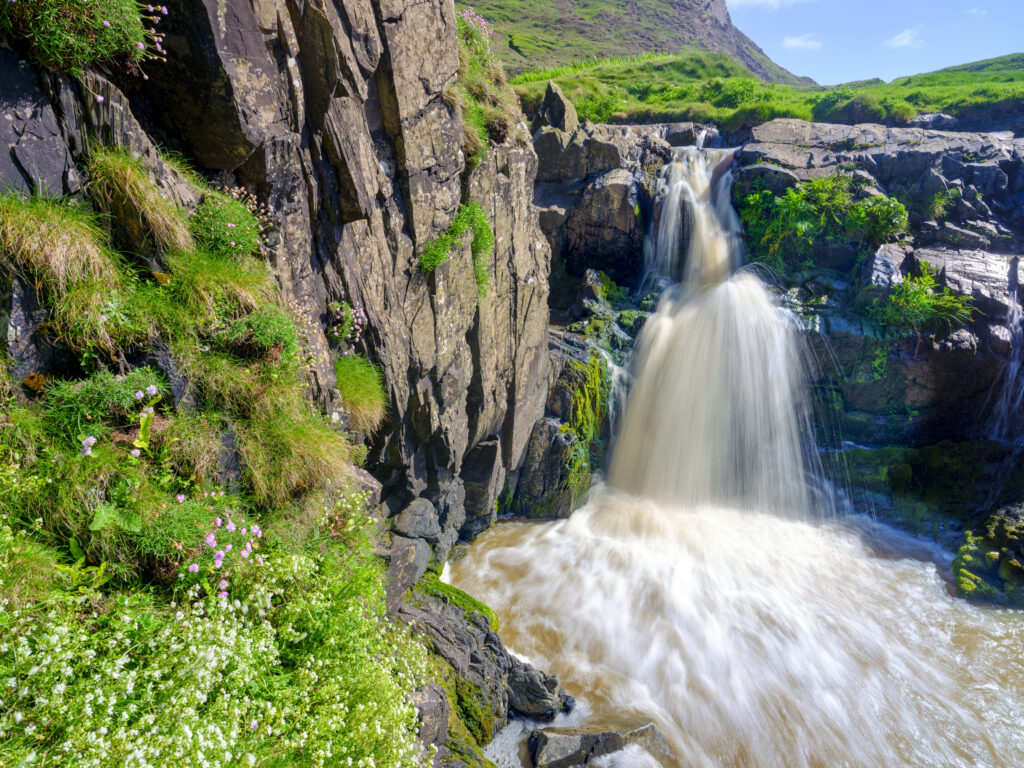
(953, 532), (1006, 604)
(426, 656), (498, 768)
(412, 572), (499, 631)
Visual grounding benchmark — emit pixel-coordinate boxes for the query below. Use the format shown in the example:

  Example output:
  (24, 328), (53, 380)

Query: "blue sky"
(726, 0), (1024, 85)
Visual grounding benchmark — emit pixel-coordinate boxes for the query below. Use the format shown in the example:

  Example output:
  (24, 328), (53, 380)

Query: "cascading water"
(448, 147), (1024, 767)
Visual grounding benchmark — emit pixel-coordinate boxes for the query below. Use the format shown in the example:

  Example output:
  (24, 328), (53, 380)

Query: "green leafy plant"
(41, 367), (167, 446)
(739, 176), (907, 275)
(220, 304), (299, 368)
(868, 264), (975, 354)
(420, 202), (495, 300)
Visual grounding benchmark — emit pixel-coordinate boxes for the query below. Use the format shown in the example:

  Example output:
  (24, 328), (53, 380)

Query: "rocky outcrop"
(528, 723), (668, 768)
(531, 83), (674, 295)
(2, 2), (560, 763)
(1, 0), (553, 557)
(736, 119), (1024, 445)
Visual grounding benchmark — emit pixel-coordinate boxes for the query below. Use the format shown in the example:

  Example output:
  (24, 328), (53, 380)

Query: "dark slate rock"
(392, 497), (442, 543)
(528, 723), (668, 768)
(0, 47), (75, 196)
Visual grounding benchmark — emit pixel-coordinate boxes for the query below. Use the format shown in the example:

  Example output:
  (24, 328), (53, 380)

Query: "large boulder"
(533, 81), (579, 135)
(528, 724), (667, 768)
(565, 168), (643, 284)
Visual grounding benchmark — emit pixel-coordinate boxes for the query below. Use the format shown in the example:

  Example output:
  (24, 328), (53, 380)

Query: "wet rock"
(565, 169), (643, 284)
(460, 439), (504, 541)
(506, 665), (566, 721)
(862, 244), (910, 289)
(528, 723), (668, 768)
(734, 163), (800, 196)
(392, 498), (442, 543)
(399, 589), (572, 744)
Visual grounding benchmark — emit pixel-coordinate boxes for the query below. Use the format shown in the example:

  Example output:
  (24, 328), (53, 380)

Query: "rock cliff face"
(1, 0), (552, 550)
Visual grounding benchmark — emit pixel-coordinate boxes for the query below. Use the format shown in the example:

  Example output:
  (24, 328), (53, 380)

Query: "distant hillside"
(454, 0), (813, 86)
(512, 51), (1024, 133)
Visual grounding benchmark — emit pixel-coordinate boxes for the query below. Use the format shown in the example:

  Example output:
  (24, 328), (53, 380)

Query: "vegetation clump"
(189, 188), (268, 260)
(420, 201), (495, 300)
(0, 0), (163, 76)
(868, 263), (975, 347)
(739, 175), (907, 275)
(88, 147), (194, 254)
(447, 7), (523, 167)
(0, 144), (437, 766)
(335, 354), (389, 434)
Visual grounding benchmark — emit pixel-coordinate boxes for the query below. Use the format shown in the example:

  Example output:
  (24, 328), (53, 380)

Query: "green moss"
(424, 656), (497, 767)
(413, 572), (499, 631)
(420, 202), (495, 301)
(953, 532), (1005, 603)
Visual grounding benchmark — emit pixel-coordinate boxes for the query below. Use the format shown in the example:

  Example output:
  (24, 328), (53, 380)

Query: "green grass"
(513, 51), (1024, 130)
(0, 0), (152, 76)
(453, 0), (805, 84)
(421, 201), (495, 300)
(88, 147), (194, 255)
(447, 11), (524, 167)
(335, 354), (388, 434)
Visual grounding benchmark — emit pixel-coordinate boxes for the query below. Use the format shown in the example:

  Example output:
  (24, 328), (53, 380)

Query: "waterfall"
(989, 302), (1024, 444)
(614, 147), (818, 515)
(450, 147), (1024, 768)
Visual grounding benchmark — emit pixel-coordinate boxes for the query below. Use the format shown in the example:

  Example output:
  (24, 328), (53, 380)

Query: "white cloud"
(884, 28), (924, 49)
(729, 0), (815, 8)
(783, 33), (822, 51)
(967, 7), (988, 15)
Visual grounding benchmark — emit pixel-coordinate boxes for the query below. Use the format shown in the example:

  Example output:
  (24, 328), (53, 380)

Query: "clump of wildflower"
(79, 436), (96, 457)
(327, 300), (368, 356)
(457, 6), (494, 61)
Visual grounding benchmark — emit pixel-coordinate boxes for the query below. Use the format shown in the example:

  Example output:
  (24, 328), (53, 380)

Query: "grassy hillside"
(453, 0), (810, 85)
(514, 52), (1024, 131)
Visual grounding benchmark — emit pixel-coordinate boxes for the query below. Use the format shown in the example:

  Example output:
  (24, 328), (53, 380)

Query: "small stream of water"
(449, 147), (1024, 767)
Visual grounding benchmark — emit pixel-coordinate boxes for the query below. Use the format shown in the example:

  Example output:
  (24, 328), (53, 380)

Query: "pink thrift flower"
(240, 528), (246, 536)
(217, 591), (227, 598)
(241, 550), (250, 559)
(205, 534), (217, 548)
(187, 563), (199, 573)
(130, 448), (141, 458)
(102, 20), (110, 27)
(215, 517), (222, 527)
(218, 580), (228, 590)
(96, 95), (104, 103)
(213, 559), (222, 569)
(176, 494), (185, 503)
(214, 550), (225, 559)
(225, 544), (232, 552)
(226, 520), (236, 532)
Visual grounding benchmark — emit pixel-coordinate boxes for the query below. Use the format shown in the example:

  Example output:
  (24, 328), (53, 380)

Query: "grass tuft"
(0, 192), (120, 302)
(88, 147), (194, 255)
(189, 191), (264, 260)
(236, 405), (352, 507)
(335, 354), (388, 433)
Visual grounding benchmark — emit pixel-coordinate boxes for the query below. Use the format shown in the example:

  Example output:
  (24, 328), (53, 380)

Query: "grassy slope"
(513, 51), (1024, 131)
(454, 0), (810, 85)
